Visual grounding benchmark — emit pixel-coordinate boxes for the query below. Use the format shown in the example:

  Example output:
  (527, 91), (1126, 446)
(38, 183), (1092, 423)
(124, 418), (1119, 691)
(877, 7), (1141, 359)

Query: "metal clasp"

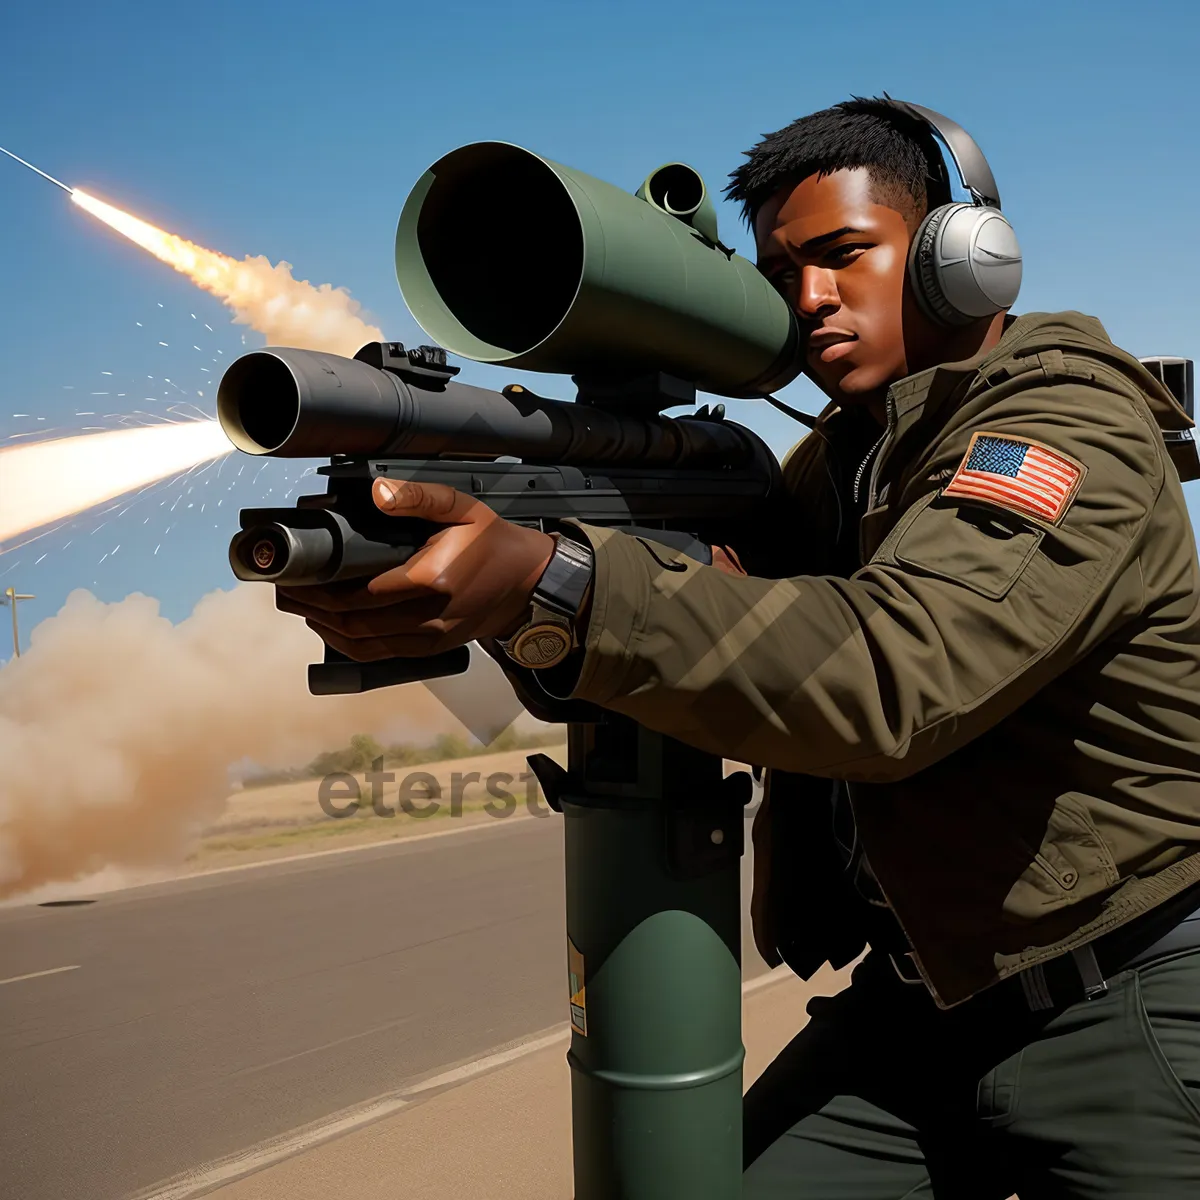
(1071, 945), (1110, 1001)
(889, 951), (926, 987)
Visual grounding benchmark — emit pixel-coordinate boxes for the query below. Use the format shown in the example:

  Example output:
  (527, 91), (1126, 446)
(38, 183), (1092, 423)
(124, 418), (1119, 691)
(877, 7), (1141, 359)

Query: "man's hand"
(274, 478), (555, 662)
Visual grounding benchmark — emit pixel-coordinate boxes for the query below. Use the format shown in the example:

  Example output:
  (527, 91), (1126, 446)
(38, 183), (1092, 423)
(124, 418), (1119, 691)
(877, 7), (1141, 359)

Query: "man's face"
(754, 167), (935, 407)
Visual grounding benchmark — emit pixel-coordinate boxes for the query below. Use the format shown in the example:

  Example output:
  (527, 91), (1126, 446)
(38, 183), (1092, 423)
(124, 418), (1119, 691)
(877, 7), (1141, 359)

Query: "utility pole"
(1, 587), (34, 658)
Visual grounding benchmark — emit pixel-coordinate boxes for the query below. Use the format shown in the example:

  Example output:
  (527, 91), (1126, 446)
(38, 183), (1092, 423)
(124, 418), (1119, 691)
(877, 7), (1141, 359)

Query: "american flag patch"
(943, 432), (1084, 524)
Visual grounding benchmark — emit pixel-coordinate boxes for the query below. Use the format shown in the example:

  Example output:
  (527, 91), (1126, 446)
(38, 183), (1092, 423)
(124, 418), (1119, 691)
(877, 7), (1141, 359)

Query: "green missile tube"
(394, 143), (801, 399)
(534, 719), (747, 1199)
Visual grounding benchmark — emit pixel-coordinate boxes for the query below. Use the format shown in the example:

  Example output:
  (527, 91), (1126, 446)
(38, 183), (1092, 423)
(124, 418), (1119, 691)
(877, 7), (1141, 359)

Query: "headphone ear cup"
(908, 204), (959, 326)
(908, 203), (1023, 327)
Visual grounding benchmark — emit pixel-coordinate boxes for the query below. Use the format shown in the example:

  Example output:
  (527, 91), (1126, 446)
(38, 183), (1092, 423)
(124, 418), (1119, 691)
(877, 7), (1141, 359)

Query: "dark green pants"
(742, 947), (1200, 1198)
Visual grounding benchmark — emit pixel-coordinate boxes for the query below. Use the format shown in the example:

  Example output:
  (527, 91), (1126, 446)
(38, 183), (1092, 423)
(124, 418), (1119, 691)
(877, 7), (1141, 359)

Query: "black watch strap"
(534, 535), (593, 617)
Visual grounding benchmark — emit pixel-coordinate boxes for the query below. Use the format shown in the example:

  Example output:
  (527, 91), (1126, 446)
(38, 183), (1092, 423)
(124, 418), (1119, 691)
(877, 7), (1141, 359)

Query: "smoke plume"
(72, 190), (384, 356)
(0, 583), (528, 900)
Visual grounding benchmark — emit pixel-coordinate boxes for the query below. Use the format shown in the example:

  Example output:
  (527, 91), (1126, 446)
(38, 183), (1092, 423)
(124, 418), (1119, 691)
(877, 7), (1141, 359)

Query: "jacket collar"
(885, 313), (1033, 432)
(810, 314), (1031, 443)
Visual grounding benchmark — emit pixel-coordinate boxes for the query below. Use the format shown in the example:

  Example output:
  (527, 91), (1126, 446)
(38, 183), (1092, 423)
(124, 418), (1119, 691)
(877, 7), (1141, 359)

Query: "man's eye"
(828, 244), (869, 263)
(769, 268), (797, 289)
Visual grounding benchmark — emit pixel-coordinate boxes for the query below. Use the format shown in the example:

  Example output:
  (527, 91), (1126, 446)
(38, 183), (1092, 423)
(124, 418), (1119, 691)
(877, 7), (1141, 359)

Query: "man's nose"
(797, 265), (839, 321)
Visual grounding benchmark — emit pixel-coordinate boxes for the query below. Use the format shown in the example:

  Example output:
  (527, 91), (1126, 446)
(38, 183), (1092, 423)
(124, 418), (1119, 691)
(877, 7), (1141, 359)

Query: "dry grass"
(188, 744), (569, 870)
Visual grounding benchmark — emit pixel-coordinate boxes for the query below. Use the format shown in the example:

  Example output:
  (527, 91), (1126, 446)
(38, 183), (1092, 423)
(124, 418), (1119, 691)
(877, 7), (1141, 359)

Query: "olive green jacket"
(559, 311), (1200, 1009)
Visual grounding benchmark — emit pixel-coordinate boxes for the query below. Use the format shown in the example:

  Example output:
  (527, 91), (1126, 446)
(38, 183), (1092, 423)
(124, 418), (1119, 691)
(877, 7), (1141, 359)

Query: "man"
(277, 99), (1200, 1194)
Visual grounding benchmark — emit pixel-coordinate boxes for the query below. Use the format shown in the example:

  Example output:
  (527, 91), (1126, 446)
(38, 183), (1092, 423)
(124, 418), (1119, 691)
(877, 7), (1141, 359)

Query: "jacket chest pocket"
(887, 493), (1045, 601)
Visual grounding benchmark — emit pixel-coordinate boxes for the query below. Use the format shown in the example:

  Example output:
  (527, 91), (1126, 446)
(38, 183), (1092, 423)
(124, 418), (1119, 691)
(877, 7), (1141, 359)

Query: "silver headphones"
(884, 99), (1022, 327)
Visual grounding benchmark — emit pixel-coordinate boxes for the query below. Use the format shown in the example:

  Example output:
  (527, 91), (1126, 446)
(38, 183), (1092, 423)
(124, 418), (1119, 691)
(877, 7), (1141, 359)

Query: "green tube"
(395, 142), (800, 398)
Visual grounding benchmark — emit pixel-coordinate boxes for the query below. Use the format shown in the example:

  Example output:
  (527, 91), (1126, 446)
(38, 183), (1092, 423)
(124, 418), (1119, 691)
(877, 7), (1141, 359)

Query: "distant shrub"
(237, 725), (566, 789)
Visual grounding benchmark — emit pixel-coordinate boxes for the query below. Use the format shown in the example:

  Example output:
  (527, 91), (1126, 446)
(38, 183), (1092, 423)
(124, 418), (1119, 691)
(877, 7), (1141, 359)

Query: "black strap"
(761, 393), (819, 429)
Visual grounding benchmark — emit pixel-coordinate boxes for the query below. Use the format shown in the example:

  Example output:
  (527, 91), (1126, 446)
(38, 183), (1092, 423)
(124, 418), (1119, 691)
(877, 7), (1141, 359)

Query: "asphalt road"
(1, 811), (769, 1200)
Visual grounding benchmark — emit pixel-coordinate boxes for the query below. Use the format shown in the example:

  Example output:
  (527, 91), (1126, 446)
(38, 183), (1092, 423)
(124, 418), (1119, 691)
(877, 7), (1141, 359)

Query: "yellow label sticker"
(568, 938), (587, 1037)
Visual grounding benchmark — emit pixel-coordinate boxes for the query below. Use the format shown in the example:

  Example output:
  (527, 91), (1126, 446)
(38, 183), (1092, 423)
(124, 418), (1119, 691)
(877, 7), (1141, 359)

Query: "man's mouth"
(806, 328), (858, 365)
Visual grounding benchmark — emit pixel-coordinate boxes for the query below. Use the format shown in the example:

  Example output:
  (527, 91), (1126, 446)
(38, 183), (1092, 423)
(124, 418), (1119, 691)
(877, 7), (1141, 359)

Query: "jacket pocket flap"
(892, 495), (1045, 601)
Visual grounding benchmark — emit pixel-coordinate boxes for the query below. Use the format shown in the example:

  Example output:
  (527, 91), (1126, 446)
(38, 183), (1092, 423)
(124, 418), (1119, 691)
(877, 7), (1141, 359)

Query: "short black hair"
(725, 96), (951, 231)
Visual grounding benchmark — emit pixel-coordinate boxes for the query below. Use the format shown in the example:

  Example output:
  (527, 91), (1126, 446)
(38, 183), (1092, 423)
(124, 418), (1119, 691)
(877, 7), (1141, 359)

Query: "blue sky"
(1, 0), (1198, 657)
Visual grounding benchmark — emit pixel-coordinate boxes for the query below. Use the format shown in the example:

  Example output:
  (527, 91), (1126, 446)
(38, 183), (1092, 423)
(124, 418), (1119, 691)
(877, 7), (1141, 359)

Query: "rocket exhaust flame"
(70, 190), (384, 356)
(0, 422), (233, 547)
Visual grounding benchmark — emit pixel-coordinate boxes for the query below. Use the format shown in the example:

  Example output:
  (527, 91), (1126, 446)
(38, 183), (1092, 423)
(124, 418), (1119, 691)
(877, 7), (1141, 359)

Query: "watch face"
(512, 623), (572, 668)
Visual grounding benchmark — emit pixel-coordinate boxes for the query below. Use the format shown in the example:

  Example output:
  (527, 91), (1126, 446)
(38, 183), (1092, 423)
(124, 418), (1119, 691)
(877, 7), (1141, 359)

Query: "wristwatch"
(496, 534), (594, 669)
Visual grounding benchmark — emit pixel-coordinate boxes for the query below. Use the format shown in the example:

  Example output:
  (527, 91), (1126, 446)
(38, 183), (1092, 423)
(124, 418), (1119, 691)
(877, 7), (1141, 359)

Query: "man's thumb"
(372, 478), (478, 523)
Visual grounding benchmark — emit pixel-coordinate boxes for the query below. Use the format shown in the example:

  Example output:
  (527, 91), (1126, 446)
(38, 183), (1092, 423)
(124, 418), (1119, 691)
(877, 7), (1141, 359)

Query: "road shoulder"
(159, 967), (852, 1200)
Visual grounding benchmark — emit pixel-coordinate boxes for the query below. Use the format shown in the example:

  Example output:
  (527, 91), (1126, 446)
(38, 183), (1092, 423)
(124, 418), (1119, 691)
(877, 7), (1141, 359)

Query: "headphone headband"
(883, 97), (1002, 210)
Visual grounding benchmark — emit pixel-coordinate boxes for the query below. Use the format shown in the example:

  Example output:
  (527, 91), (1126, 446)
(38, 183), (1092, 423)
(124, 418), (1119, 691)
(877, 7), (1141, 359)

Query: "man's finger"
(276, 579), (423, 614)
(374, 478), (486, 524)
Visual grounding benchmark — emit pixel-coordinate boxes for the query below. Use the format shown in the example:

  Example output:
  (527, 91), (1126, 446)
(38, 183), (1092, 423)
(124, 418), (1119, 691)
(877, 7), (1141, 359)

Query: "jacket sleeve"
(558, 374), (1167, 782)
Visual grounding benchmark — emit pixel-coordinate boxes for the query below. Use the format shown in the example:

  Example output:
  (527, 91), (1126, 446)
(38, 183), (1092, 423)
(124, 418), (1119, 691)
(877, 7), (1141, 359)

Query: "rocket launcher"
(219, 146), (804, 696)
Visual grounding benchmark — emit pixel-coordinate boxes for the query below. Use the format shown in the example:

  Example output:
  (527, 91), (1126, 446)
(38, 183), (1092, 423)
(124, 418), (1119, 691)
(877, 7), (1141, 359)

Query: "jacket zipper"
(849, 393), (897, 506)
(852, 431), (886, 506)
(861, 391), (898, 509)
